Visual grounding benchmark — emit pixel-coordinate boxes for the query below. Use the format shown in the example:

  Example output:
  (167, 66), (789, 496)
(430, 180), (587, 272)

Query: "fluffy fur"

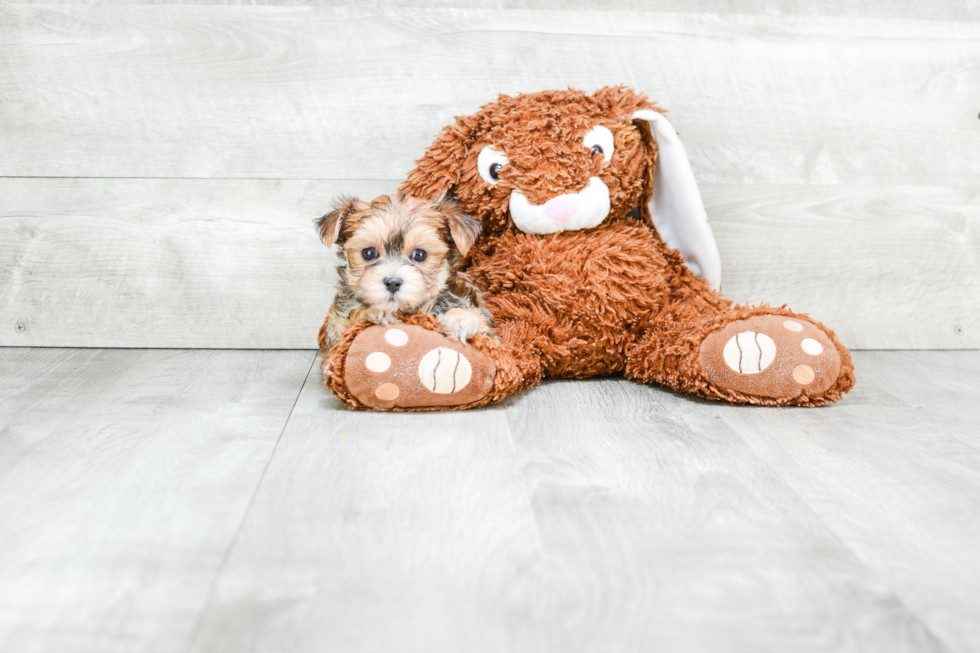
(316, 194), (493, 349)
(323, 87), (855, 409)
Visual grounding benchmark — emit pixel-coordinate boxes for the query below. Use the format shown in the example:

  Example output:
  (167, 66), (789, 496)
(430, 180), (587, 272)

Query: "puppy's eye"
(582, 125), (614, 165)
(362, 247), (378, 261)
(410, 249), (427, 262)
(478, 146), (509, 185)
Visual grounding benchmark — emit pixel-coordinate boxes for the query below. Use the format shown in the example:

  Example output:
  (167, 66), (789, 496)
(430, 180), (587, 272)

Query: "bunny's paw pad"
(699, 315), (841, 400)
(345, 324), (495, 410)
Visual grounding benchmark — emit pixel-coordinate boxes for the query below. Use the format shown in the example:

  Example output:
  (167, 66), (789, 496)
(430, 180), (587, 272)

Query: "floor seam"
(181, 351), (318, 650)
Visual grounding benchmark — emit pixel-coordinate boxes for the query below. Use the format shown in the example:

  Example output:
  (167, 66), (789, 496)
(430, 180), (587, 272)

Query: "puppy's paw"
(362, 309), (397, 326)
(438, 308), (491, 342)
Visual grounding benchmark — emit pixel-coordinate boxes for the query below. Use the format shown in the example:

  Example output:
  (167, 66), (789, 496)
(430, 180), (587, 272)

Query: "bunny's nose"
(543, 194), (579, 223)
(384, 277), (403, 294)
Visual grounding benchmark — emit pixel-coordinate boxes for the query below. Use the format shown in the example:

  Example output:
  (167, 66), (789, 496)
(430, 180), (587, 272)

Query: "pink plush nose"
(543, 194), (579, 223)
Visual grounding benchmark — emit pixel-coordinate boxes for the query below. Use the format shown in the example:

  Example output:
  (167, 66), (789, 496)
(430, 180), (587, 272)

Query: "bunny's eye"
(583, 126), (614, 165)
(478, 146), (509, 185)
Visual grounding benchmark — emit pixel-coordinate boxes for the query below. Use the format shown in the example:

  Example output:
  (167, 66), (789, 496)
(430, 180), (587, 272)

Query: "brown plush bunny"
(320, 87), (854, 410)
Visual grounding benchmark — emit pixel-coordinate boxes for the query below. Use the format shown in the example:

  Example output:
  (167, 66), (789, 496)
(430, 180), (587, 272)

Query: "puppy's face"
(344, 200), (450, 313)
(317, 194), (480, 313)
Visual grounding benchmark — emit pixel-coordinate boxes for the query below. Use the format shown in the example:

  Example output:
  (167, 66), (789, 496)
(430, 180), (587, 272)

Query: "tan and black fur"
(316, 193), (493, 351)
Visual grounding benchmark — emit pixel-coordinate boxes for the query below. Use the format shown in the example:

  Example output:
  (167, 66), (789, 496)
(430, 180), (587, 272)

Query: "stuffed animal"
(320, 87), (855, 410)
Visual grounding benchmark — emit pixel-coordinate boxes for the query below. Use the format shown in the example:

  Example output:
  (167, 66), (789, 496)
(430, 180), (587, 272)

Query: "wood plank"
(190, 360), (944, 653)
(0, 178), (392, 348)
(0, 347), (315, 653)
(189, 359), (948, 653)
(2, 349), (978, 651)
(1, 178), (975, 349)
(12, 0), (980, 22)
(186, 378), (545, 653)
(720, 351), (980, 653)
(709, 184), (980, 350)
(500, 376), (948, 653)
(1, 6), (978, 185)
(856, 351), (980, 441)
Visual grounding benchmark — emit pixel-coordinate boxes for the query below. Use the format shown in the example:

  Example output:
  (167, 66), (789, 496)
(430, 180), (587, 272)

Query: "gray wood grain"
(1, 6), (978, 185)
(495, 376), (949, 653)
(12, 0), (980, 23)
(719, 351), (980, 653)
(2, 349), (979, 651)
(0, 178), (390, 348)
(709, 184), (980, 350)
(2, 6), (977, 350)
(187, 386), (544, 653)
(1, 179), (974, 349)
(0, 347), (315, 653)
(183, 351), (980, 653)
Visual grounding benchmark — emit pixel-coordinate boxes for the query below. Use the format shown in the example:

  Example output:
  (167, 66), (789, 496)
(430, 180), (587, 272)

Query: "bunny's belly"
(467, 222), (683, 377)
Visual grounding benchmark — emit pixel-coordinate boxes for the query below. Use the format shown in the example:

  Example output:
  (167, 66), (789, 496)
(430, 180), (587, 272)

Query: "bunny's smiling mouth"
(508, 177), (612, 234)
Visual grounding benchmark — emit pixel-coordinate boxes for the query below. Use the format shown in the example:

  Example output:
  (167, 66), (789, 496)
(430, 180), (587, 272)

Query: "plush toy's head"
(400, 87), (656, 236)
(400, 86), (722, 289)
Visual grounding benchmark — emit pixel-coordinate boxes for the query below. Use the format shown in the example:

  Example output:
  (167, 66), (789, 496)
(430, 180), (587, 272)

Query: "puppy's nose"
(384, 277), (403, 294)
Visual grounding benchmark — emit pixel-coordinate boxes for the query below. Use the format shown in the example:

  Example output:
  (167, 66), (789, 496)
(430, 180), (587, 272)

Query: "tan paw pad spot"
(365, 352), (391, 373)
(793, 365), (815, 384)
(800, 338), (823, 355)
(385, 328), (409, 347)
(418, 347), (472, 394)
(375, 383), (400, 401)
(723, 331), (776, 374)
(783, 320), (804, 332)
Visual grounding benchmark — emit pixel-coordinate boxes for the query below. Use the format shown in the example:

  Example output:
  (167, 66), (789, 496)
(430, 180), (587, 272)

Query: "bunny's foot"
(626, 305), (854, 406)
(329, 324), (496, 411)
(698, 314), (843, 402)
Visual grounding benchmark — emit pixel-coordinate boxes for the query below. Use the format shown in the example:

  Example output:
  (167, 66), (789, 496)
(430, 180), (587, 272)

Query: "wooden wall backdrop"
(1, 3), (978, 349)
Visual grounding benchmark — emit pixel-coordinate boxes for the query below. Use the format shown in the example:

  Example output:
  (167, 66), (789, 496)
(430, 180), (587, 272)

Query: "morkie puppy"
(316, 193), (494, 350)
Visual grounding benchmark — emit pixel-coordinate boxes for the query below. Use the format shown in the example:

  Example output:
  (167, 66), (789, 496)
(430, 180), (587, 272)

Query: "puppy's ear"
(315, 196), (365, 248)
(436, 197), (481, 256)
(399, 113), (484, 200)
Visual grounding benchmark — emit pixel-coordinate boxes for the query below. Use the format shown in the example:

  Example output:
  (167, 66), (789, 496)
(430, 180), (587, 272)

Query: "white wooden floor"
(1, 348), (977, 653)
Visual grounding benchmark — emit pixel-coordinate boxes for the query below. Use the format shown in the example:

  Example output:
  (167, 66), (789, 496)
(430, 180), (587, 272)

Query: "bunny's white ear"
(631, 110), (722, 291)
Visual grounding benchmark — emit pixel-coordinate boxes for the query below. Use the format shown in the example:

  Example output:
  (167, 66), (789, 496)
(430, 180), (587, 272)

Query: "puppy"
(316, 193), (494, 350)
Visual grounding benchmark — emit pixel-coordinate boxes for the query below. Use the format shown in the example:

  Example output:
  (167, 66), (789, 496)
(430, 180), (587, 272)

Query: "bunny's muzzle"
(508, 177), (611, 234)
